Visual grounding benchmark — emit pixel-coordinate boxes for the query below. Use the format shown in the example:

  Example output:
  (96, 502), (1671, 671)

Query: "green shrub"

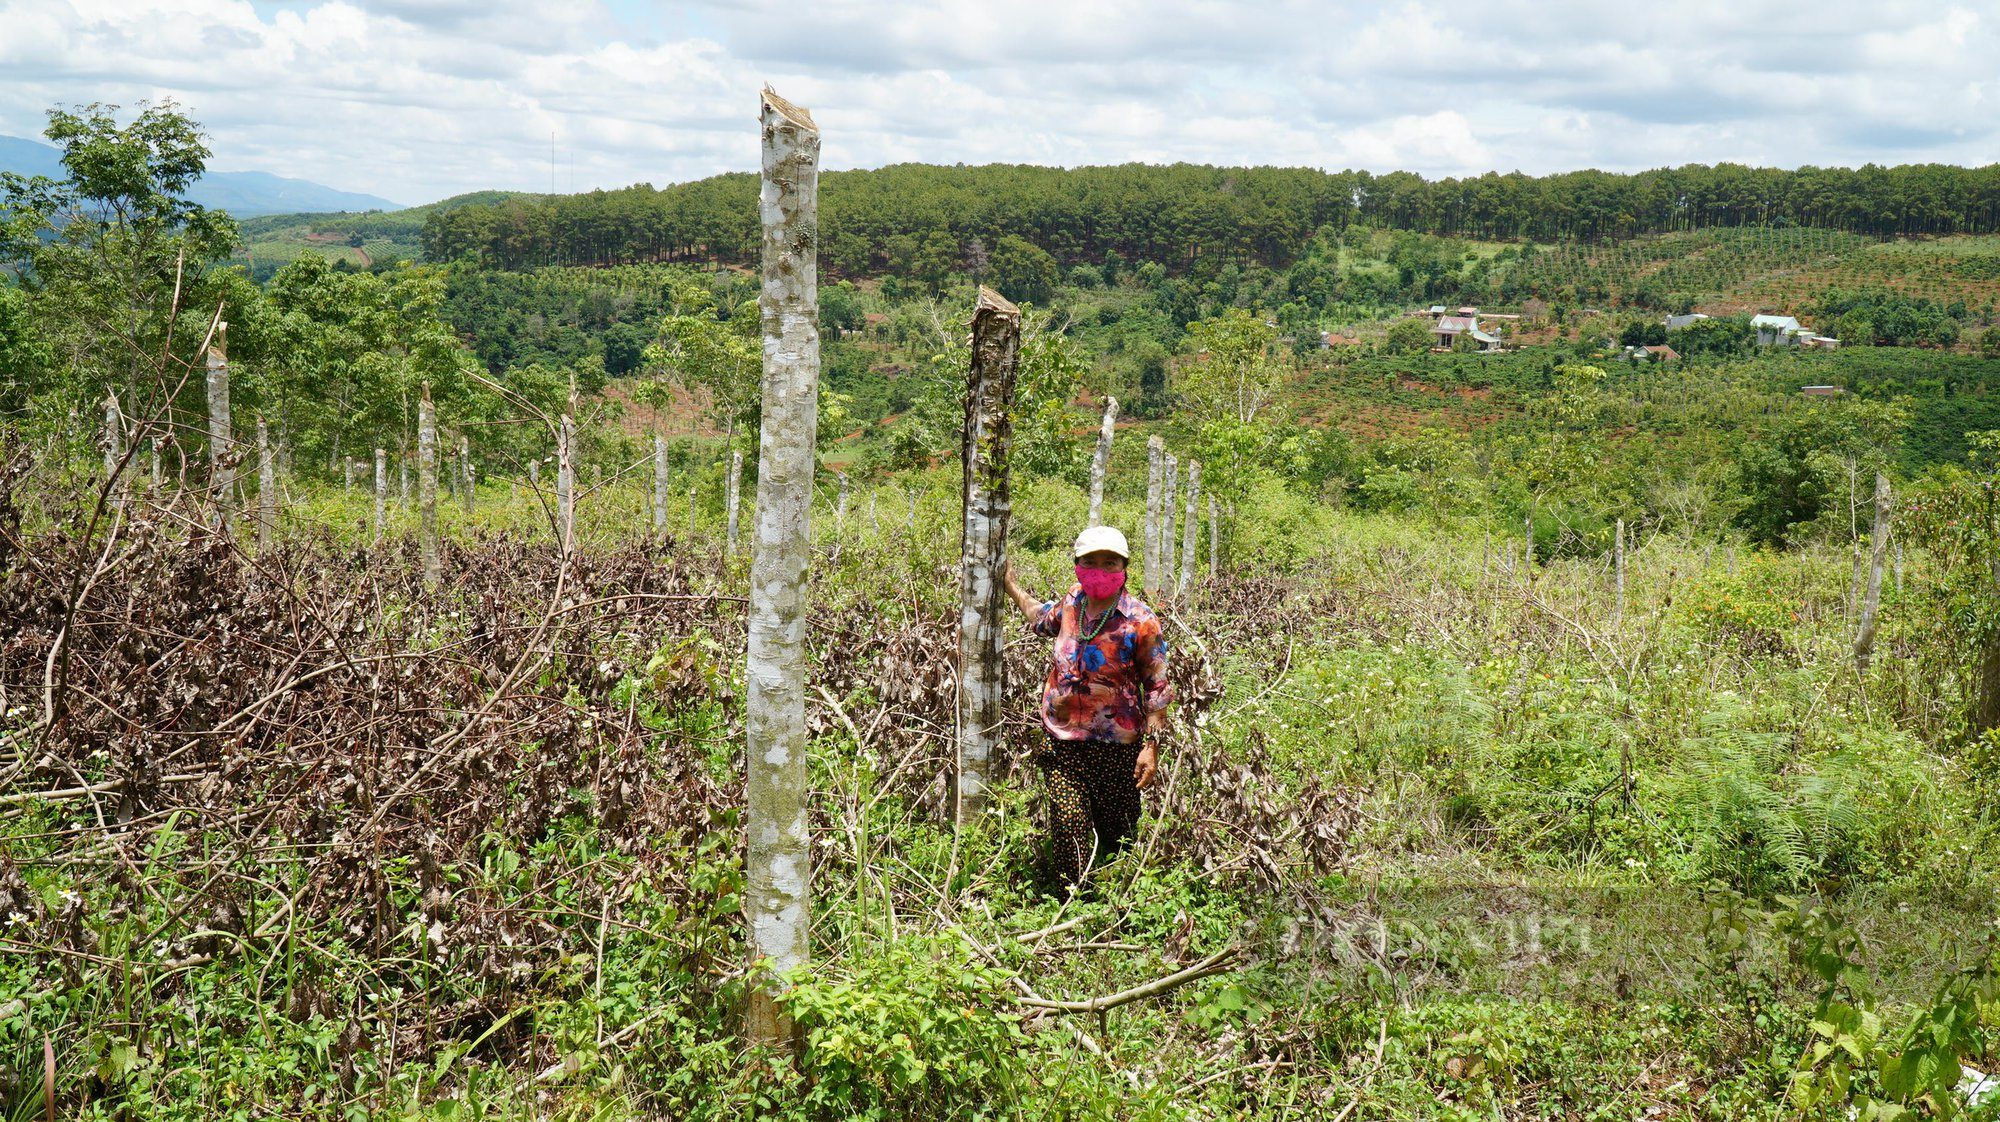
(778, 936), (1029, 1121)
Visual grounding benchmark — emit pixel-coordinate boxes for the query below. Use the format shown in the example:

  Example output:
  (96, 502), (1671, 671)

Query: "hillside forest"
(4, 100), (2000, 1121)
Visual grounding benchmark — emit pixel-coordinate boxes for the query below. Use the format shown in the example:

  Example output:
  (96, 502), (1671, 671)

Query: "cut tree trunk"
(653, 432), (670, 540)
(257, 420), (277, 552)
(743, 85), (819, 1050)
(1854, 473), (1891, 672)
(373, 448), (387, 543)
(1088, 395), (1117, 527)
(1145, 436), (1163, 597)
(556, 413), (576, 553)
(725, 448), (743, 556)
(101, 393), (123, 511)
(1161, 453), (1178, 597)
(1614, 518), (1626, 627)
(957, 286), (1021, 825)
(1177, 460), (1200, 599)
(205, 323), (232, 531)
(1208, 494), (1219, 576)
(419, 384), (439, 588)
(461, 435), (475, 513)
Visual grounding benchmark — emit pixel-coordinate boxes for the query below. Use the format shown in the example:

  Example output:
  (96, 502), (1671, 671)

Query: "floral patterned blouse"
(1029, 585), (1173, 746)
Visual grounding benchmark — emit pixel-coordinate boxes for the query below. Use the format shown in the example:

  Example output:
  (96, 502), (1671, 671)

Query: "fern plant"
(1659, 699), (1864, 892)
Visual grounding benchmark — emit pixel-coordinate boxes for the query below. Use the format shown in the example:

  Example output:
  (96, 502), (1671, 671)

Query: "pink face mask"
(1076, 566), (1126, 600)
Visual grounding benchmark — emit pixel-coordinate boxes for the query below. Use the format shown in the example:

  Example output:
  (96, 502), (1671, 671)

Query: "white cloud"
(0, 0), (1993, 207)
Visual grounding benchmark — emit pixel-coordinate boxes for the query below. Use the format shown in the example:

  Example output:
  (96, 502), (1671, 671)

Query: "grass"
(5, 454), (1998, 1119)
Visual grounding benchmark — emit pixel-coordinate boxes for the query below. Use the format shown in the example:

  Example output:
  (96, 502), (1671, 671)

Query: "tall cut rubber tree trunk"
(743, 85), (819, 1049)
(1145, 436), (1163, 597)
(653, 432), (670, 540)
(257, 419), (277, 552)
(956, 286), (1021, 825)
(1161, 453), (1178, 598)
(205, 322), (232, 532)
(461, 435), (475, 513)
(1177, 460), (1201, 600)
(725, 449), (743, 556)
(556, 413), (577, 553)
(1208, 494), (1219, 576)
(836, 471), (849, 529)
(1614, 518), (1626, 627)
(1087, 395), (1116, 528)
(1854, 472), (1892, 672)
(101, 393), (124, 511)
(373, 448), (388, 543)
(418, 384), (439, 588)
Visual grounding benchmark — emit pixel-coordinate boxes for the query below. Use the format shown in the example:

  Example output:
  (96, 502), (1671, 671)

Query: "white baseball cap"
(1072, 525), (1130, 560)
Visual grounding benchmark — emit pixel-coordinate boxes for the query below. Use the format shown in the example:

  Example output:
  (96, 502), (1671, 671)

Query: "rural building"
(1427, 304), (1448, 317)
(1321, 331), (1362, 347)
(1618, 344), (1680, 363)
(1800, 334), (1840, 350)
(1433, 315), (1501, 349)
(1800, 385), (1845, 397)
(1665, 313), (1709, 330)
(1752, 313), (1806, 345)
(1645, 344), (1679, 361)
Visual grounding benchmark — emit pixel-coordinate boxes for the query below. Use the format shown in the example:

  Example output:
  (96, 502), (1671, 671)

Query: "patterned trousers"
(1039, 738), (1143, 890)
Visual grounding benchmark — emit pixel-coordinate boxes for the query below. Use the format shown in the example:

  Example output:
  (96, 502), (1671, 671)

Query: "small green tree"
(1181, 308), (1287, 426)
(1385, 317), (1434, 354)
(0, 100), (238, 417)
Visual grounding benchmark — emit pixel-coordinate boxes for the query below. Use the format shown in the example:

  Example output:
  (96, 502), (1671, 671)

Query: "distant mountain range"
(0, 134), (405, 217)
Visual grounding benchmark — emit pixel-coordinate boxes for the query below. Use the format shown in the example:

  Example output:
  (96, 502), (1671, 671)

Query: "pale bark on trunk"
(461, 435), (475, 513)
(205, 323), (232, 531)
(653, 432), (670, 539)
(556, 414), (577, 553)
(1177, 460), (1201, 599)
(1614, 518), (1626, 627)
(101, 393), (124, 511)
(956, 286), (1021, 825)
(1161, 453), (1178, 598)
(687, 486), (697, 538)
(1523, 513), (1534, 571)
(1208, 494), (1219, 576)
(374, 448), (388, 543)
(257, 420), (276, 552)
(1144, 437), (1164, 598)
(419, 384), (440, 588)
(1854, 473), (1892, 672)
(743, 86), (819, 1049)
(1087, 395), (1117, 527)
(150, 439), (162, 493)
(836, 471), (849, 529)
(1894, 541), (1904, 596)
(725, 448), (743, 556)
(399, 460), (409, 508)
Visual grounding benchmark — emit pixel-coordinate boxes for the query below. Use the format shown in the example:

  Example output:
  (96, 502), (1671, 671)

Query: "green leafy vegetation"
(6, 100), (2000, 1122)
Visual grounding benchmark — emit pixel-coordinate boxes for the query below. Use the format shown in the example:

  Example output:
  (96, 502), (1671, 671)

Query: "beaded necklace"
(1076, 592), (1117, 644)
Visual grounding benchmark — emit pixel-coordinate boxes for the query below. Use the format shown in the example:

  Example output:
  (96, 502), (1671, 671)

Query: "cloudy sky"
(0, 0), (1992, 207)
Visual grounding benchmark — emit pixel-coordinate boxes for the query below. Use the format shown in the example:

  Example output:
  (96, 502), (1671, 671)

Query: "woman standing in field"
(1002, 526), (1174, 893)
